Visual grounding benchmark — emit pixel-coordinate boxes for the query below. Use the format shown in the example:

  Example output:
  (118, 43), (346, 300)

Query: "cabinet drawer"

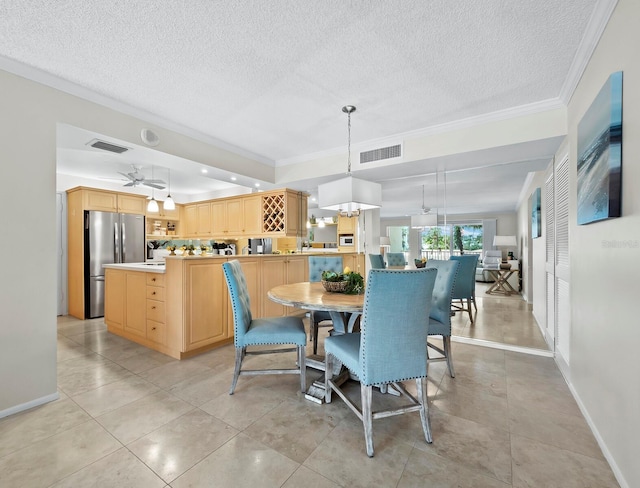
(146, 299), (165, 323)
(146, 320), (166, 344)
(146, 273), (165, 287)
(146, 286), (165, 301)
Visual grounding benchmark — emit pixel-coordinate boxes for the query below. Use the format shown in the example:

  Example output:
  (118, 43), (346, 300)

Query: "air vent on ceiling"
(87, 139), (129, 154)
(359, 144), (402, 164)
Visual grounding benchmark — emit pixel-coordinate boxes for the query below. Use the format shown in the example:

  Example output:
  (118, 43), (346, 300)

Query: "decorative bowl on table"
(321, 280), (349, 293)
(414, 258), (427, 268)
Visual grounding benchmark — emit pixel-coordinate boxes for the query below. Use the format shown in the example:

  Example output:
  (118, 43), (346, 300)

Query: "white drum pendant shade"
(318, 175), (382, 213)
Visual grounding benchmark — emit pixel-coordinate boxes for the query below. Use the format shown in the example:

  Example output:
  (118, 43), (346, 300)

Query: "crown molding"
(559, 0), (619, 104)
(276, 98), (564, 167)
(0, 55), (275, 167)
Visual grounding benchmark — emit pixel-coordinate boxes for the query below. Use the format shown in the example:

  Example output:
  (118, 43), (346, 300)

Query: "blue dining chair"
(386, 252), (406, 268)
(449, 254), (479, 324)
(308, 255), (344, 354)
(368, 254), (386, 269)
(425, 259), (459, 377)
(324, 268), (438, 457)
(222, 260), (307, 394)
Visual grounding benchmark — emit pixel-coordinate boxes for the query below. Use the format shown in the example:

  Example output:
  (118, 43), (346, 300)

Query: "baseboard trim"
(0, 392), (60, 419)
(557, 353), (629, 488)
(451, 336), (553, 357)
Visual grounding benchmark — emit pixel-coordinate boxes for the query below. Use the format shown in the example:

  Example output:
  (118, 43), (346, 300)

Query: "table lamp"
(380, 236), (391, 256)
(493, 235), (517, 269)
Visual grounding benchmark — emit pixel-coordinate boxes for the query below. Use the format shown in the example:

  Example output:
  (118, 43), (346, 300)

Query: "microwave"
(339, 235), (354, 246)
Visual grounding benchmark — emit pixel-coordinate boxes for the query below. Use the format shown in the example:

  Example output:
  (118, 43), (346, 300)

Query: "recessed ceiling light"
(311, 197), (317, 202)
(201, 169), (208, 174)
(230, 176), (237, 181)
(254, 183), (260, 187)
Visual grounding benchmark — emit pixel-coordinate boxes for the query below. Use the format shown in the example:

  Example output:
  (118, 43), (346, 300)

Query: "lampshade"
(380, 236), (391, 247)
(493, 235), (516, 247)
(147, 197), (159, 213)
(410, 213), (437, 228)
(318, 175), (382, 214)
(318, 105), (382, 216)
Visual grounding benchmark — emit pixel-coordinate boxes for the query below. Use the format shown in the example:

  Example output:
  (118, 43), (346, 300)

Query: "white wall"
(0, 68), (268, 416)
(562, 0), (640, 485)
(517, 169), (549, 324)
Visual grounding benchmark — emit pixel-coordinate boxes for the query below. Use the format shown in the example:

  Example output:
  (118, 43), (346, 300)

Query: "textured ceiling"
(0, 0), (605, 216)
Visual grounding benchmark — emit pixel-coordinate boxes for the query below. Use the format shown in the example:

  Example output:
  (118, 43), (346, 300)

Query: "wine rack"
(262, 193), (286, 233)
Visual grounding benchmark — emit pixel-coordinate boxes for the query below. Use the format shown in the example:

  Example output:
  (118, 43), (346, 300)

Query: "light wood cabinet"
(337, 215), (358, 251)
(342, 253), (365, 276)
(105, 269), (167, 346)
(146, 201), (180, 221)
(118, 194), (147, 214)
(211, 195), (262, 237)
(337, 215), (357, 234)
(260, 190), (307, 238)
(184, 202), (211, 237)
(260, 255), (307, 317)
(67, 187), (148, 319)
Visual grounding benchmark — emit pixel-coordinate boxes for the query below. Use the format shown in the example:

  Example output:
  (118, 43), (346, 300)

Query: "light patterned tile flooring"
(451, 282), (549, 350)
(0, 314), (618, 488)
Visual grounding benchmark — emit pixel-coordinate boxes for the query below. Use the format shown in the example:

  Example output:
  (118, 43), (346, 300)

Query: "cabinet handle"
(151, 326), (156, 330)
(151, 306), (156, 309)
(152, 291), (156, 295)
(152, 278), (156, 282)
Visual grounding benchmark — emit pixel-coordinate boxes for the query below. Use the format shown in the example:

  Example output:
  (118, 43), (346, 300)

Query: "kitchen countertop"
(103, 262), (166, 273)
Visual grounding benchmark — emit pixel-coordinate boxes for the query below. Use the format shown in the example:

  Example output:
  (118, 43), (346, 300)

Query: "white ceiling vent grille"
(87, 139), (129, 154)
(359, 144), (401, 164)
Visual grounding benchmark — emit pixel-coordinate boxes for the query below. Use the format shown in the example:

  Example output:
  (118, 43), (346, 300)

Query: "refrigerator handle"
(121, 221), (126, 263)
(114, 222), (120, 263)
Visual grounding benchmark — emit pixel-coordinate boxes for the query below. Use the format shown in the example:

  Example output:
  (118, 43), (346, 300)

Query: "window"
(420, 223), (483, 259)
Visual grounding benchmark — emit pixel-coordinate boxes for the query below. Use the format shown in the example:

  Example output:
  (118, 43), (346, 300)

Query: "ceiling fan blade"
(117, 171), (135, 180)
(145, 179), (166, 185)
(144, 182), (166, 190)
(123, 181), (136, 187)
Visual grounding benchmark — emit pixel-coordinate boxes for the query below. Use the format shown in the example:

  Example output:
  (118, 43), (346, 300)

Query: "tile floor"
(0, 312), (618, 487)
(451, 282), (549, 350)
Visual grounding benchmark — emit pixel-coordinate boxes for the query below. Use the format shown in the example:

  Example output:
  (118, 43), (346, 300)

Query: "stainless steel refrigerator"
(84, 210), (145, 318)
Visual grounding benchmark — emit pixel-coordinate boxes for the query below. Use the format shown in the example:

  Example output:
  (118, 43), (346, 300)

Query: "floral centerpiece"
(415, 257), (427, 268)
(200, 245), (208, 255)
(321, 267), (364, 294)
(166, 243), (177, 255)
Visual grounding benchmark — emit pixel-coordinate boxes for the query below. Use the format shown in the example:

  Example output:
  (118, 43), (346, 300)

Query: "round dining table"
(267, 281), (364, 403)
(267, 281), (364, 335)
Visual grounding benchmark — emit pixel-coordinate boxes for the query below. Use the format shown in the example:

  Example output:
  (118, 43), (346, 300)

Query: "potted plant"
(185, 244), (195, 255)
(321, 267), (364, 294)
(166, 243), (177, 255)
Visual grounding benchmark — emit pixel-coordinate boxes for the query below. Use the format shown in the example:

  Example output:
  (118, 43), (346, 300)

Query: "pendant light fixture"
(411, 184), (437, 228)
(164, 168), (175, 210)
(318, 105), (382, 216)
(147, 165), (159, 213)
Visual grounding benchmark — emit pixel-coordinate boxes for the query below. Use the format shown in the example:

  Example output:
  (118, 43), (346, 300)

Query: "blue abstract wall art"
(577, 71), (623, 225)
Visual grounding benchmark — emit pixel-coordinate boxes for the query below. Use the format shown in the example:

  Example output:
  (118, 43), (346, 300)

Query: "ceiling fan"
(117, 165), (166, 189)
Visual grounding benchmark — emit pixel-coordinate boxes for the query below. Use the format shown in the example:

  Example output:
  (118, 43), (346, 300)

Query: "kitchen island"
(104, 252), (365, 359)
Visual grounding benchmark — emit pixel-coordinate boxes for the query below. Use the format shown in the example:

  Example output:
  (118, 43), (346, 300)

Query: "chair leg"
(361, 384), (374, 457)
(443, 336), (455, 378)
(229, 347), (244, 395)
(416, 377), (433, 444)
(324, 354), (334, 403)
(466, 298), (475, 325)
(298, 345), (306, 392)
(312, 318), (320, 355)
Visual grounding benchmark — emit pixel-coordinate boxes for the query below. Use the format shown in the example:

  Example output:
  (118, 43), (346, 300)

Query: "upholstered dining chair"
(368, 254), (386, 269)
(386, 252), (406, 269)
(324, 268), (438, 457)
(222, 260), (307, 394)
(308, 255), (344, 354)
(449, 254), (479, 324)
(425, 259), (459, 377)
